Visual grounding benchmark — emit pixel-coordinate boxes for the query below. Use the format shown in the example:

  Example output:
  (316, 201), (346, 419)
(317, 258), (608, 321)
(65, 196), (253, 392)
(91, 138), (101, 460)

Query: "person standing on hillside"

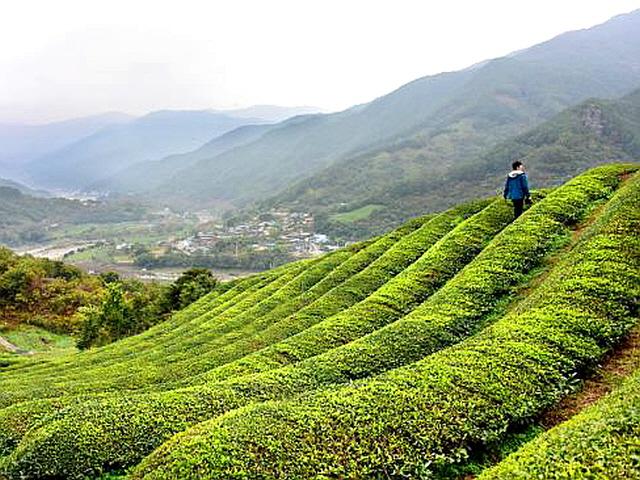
(503, 160), (531, 218)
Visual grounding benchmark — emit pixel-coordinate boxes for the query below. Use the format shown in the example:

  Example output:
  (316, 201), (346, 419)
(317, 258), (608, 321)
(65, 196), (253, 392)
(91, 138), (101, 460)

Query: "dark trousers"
(512, 199), (524, 218)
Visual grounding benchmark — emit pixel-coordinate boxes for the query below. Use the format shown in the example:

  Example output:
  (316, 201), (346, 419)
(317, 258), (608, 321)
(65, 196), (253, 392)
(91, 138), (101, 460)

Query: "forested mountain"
(0, 178), (49, 198)
(271, 87), (640, 238)
(25, 110), (266, 190)
(152, 10), (640, 208)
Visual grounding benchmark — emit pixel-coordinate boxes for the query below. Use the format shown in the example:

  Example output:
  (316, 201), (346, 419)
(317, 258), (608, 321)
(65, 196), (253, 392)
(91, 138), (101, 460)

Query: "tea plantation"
(0, 164), (638, 479)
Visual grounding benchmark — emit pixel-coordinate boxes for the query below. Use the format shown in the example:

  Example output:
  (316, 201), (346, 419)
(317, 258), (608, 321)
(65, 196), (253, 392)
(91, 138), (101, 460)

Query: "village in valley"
(15, 204), (345, 281)
(169, 208), (341, 258)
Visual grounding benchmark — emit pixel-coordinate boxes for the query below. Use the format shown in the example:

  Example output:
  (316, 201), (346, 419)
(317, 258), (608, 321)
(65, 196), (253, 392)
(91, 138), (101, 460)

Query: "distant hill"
(0, 112), (132, 179)
(273, 87), (640, 239)
(25, 110), (267, 191)
(0, 178), (49, 198)
(88, 107), (322, 194)
(154, 9), (640, 210)
(0, 187), (145, 246)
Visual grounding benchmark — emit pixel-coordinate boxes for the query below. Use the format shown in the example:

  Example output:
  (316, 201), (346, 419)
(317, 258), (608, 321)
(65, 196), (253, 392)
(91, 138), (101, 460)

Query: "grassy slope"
(0, 206), (461, 404)
(0, 326), (75, 356)
(330, 204), (384, 223)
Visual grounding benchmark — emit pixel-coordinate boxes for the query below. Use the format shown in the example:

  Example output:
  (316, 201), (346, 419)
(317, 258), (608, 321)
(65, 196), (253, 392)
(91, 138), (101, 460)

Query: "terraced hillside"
(0, 164), (638, 479)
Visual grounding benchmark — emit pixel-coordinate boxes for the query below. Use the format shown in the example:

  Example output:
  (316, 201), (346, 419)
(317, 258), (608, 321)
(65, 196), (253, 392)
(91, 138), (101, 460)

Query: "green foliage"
(133, 245), (296, 271)
(330, 204), (384, 223)
(0, 205), (450, 407)
(0, 196), (513, 477)
(0, 244), (350, 404)
(76, 283), (134, 349)
(0, 166), (629, 478)
(161, 268), (218, 311)
(0, 246), (226, 351)
(0, 187), (148, 247)
(0, 325), (75, 355)
(479, 366), (640, 479)
(76, 269), (223, 350)
(0, 165), (638, 480)
(0, 201), (477, 475)
(125, 166), (640, 479)
(0, 247), (102, 333)
(99, 271), (121, 284)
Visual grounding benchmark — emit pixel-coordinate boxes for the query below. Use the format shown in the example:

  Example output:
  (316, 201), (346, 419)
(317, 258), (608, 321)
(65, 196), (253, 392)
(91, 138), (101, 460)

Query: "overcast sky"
(1, 0), (639, 124)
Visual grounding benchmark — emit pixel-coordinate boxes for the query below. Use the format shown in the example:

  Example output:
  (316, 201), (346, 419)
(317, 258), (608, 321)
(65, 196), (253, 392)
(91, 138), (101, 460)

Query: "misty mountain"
(25, 110), (266, 190)
(0, 112), (132, 179)
(154, 9), (640, 208)
(93, 123), (275, 194)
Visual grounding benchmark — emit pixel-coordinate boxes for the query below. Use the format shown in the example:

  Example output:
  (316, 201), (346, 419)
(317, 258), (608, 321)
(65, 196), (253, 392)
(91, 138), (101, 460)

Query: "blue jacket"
(503, 171), (530, 200)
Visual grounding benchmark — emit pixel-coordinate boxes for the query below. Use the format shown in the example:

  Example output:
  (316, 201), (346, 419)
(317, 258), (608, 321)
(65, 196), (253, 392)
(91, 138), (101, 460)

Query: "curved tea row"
(126, 167), (639, 479)
(0, 166), (634, 478)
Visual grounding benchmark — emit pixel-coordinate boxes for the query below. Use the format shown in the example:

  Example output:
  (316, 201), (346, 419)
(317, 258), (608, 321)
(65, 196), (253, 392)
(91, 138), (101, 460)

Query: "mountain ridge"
(0, 112), (133, 179)
(25, 110), (268, 190)
(151, 9), (640, 210)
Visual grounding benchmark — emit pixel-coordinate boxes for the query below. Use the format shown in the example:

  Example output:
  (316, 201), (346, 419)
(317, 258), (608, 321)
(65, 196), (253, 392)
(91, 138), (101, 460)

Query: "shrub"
(0, 204), (473, 406)
(478, 366), (640, 479)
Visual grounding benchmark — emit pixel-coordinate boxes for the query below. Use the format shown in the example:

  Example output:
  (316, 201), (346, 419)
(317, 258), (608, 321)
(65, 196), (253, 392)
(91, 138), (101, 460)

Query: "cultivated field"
(0, 164), (638, 479)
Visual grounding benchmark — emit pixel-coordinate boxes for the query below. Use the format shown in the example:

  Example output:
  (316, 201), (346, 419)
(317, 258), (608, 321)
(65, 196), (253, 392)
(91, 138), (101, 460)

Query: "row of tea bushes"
(0, 205), (472, 407)
(128, 166), (639, 479)
(0, 258), (289, 380)
(0, 256), (313, 403)
(479, 364), (640, 479)
(0, 202), (501, 476)
(124, 206), (474, 385)
(0, 166), (618, 478)
(196, 198), (517, 384)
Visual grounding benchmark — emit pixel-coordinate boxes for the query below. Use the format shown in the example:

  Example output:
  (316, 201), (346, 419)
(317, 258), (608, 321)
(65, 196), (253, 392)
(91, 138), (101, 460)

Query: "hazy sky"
(1, 0), (639, 124)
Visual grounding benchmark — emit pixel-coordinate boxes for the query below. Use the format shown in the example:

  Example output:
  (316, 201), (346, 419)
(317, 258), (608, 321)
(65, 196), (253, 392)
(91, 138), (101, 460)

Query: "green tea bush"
(479, 365), (640, 479)
(0, 166), (636, 479)
(125, 166), (640, 480)
(0, 202), (493, 474)
(0, 259), (309, 404)
(0, 205), (471, 405)
(0, 166), (609, 478)
(0, 209), (431, 406)
(160, 199), (491, 386)
(0, 269), (269, 380)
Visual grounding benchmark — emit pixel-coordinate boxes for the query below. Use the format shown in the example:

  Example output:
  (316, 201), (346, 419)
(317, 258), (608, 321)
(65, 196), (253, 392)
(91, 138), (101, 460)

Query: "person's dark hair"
(512, 160), (523, 170)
